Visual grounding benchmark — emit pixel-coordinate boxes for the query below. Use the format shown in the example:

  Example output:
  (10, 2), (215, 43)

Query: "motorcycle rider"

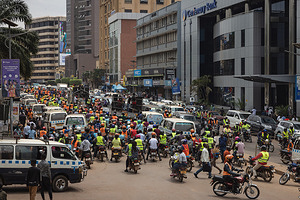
(135, 135), (146, 163)
(282, 128), (289, 148)
(223, 154), (242, 193)
(111, 134), (122, 161)
(171, 146), (187, 176)
(94, 132), (108, 160)
(289, 125), (295, 137)
(124, 140), (139, 172)
(79, 136), (92, 161)
(146, 134), (162, 161)
(233, 122), (241, 136)
(251, 145), (269, 179)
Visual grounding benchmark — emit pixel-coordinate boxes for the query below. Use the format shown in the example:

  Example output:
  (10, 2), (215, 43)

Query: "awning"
(234, 74), (295, 83)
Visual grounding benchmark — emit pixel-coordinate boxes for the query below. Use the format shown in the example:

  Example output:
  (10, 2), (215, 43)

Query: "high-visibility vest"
(204, 131), (210, 138)
(135, 138), (143, 150)
(112, 138), (121, 148)
(76, 134), (82, 142)
(223, 162), (232, 176)
(258, 151), (269, 163)
(171, 132), (176, 139)
(128, 144), (132, 157)
(289, 128), (295, 136)
(262, 132), (269, 139)
(96, 136), (105, 146)
(207, 137), (214, 148)
(182, 144), (189, 156)
(40, 130), (47, 138)
(72, 140), (79, 152)
(283, 131), (289, 138)
(160, 134), (167, 145)
(110, 128), (116, 134)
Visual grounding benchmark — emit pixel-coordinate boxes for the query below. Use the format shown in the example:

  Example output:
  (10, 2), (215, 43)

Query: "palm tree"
(191, 75), (212, 103)
(0, 0), (39, 80)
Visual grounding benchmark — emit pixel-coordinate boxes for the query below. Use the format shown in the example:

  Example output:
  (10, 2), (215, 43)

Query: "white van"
(24, 99), (38, 107)
(226, 110), (251, 127)
(43, 106), (64, 113)
(32, 104), (46, 119)
(0, 139), (86, 192)
(165, 105), (185, 115)
(142, 111), (164, 125)
(159, 118), (196, 136)
(44, 111), (67, 130)
(64, 114), (87, 130)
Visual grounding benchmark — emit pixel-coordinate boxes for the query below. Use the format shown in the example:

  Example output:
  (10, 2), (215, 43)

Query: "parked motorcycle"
(246, 156), (275, 182)
(97, 145), (107, 162)
(280, 149), (292, 164)
(170, 166), (187, 182)
(211, 172), (260, 199)
(112, 148), (121, 162)
(128, 157), (140, 173)
(279, 163), (300, 185)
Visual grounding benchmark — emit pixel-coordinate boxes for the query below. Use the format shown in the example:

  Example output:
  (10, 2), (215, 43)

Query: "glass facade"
(214, 59), (235, 76)
(213, 87), (235, 107)
(213, 32), (235, 52)
(109, 21), (119, 83)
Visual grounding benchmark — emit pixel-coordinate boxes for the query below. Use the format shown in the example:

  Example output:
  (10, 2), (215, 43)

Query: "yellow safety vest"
(172, 132), (176, 139)
(96, 136), (104, 146)
(207, 137), (214, 148)
(128, 144), (132, 157)
(160, 134), (167, 145)
(76, 134), (82, 142)
(112, 138), (121, 148)
(283, 131), (289, 138)
(258, 151), (269, 163)
(135, 139), (143, 150)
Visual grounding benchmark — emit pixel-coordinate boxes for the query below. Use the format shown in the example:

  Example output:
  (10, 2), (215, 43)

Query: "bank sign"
(182, 0), (217, 21)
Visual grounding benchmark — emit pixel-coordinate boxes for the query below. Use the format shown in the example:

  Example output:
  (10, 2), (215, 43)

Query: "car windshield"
(261, 117), (276, 125)
(66, 117), (84, 125)
(294, 124), (300, 130)
(174, 107), (184, 112)
(51, 113), (67, 121)
(175, 122), (194, 132)
(211, 112), (221, 116)
(240, 114), (250, 120)
(183, 116), (196, 121)
(33, 105), (44, 112)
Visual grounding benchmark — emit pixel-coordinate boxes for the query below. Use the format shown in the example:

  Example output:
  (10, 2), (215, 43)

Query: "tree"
(0, 0), (39, 80)
(61, 77), (70, 85)
(91, 69), (105, 88)
(235, 98), (246, 111)
(69, 78), (82, 86)
(191, 75), (212, 104)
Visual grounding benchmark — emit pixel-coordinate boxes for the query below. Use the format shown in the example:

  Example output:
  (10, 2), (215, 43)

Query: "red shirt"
(251, 152), (267, 165)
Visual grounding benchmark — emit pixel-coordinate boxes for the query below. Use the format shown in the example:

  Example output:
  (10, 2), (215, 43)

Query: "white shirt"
(149, 138), (158, 149)
(201, 148), (210, 163)
(80, 139), (91, 151)
(214, 136), (220, 146)
(252, 109), (256, 115)
(179, 152), (187, 163)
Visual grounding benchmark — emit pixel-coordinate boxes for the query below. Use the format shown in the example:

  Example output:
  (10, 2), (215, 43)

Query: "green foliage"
(0, 0), (39, 80)
(61, 77), (70, 84)
(69, 78), (82, 86)
(235, 98), (246, 111)
(191, 75), (212, 103)
(55, 79), (61, 83)
(275, 105), (289, 116)
(47, 80), (56, 85)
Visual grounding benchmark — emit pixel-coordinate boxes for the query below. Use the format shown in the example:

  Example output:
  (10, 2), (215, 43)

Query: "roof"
(0, 139), (65, 146)
(142, 111), (163, 116)
(66, 114), (85, 117)
(164, 118), (194, 123)
(228, 110), (251, 114)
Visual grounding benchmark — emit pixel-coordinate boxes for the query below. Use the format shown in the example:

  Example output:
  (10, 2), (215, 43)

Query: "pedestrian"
(37, 153), (53, 200)
(24, 122), (31, 139)
(0, 183), (7, 200)
(219, 134), (227, 163)
(194, 143), (211, 178)
(28, 124), (36, 139)
(211, 145), (222, 174)
(26, 160), (40, 200)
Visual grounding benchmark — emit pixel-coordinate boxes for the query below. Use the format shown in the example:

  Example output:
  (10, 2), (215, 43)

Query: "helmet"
(165, 110), (168, 112)
(261, 145), (267, 151)
(101, 123), (105, 127)
(225, 154), (234, 162)
(235, 122), (239, 125)
(65, 129), (69, 133)
(122, 125), (126, 129)
(153, 124), (158, 128)
(42, 126), (46, 130)
(172, 128), (176, 132)
(111, 124), (115, 128)
(130, 124), (134, 128)
(181, 139), (187, 144)
(151, 132), (156, 136)
(235, 136), (240, 141)
(136, 135), (140, 139)
(263, 129), (267, 132)
(190, 129), (195, 133)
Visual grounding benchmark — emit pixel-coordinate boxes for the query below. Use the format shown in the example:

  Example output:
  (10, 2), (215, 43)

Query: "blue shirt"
(28, 129), (36, 139)
(219, 137), (227, 149)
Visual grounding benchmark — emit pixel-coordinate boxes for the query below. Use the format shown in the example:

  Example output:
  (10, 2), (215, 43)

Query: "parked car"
(226, 110), (251, 127)
(246, 115), (277, 136)
(275, 120), (300, 138)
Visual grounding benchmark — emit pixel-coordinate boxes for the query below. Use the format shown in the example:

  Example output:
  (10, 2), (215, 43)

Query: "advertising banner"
(143, 79), (153, 87)
(12, 103), (19, 124)
(296, 75), (300, 101)
(134, 69), (142, 77)
(172, 78), (180, 95)
(1, 59), (20, 98)
(59, 53), (69, 66)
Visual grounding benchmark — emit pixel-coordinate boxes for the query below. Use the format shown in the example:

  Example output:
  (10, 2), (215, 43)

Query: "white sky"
(17, 0), (66, 28)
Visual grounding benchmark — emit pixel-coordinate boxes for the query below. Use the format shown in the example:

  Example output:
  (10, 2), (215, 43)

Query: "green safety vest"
(160, 134), (167, 145)
(89, 116), (95, 123)
(135, 139), (143, 150)
(96, 136), (104, 146)
(283, 131), (289, 138)
(289, 128), (295, 136)
(204, 131), (210, 138)
(58, 138), (65, 144)
(207, 137), (214, 148)
(110, 128), (116, 133)
(262, 132), (269, 139)
(76, 134), (82, 142)
(171, 132), (176, 139)
(112, 138), (121, 148)
(258, 151), (269, 163)
(128, 143), (132, 157)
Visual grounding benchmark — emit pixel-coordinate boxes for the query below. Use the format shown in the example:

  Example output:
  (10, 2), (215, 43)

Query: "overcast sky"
(18, 0), (66, 27)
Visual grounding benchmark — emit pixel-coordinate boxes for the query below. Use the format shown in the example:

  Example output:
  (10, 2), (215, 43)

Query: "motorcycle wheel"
(263, 170), (273, 182)
(281, 155), (290, 165)
(249, 136), (252, 143)
(279, 173), (290, 185)
(213, 182), (227, 197)
(179, 174), (183, 182)
(100, 154), (104, 162)
(246, 166), (253, 177)
(163, 151), (168, 158)
(169, 159), (173, 169)
(134, 169), (137, 174)
(187, 161), (193, 172)
(268, 144), (274, 152)
(245, 185), (260, 199)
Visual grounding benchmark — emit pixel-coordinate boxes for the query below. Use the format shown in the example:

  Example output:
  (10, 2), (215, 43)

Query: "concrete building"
(180, 0), (299, 115)
(108, 13), (147, 84)
(65, 0), (100, 79)
(26, 16), (66, 83)
(128, 2), (181, 99)
(99, 0), (181, 73)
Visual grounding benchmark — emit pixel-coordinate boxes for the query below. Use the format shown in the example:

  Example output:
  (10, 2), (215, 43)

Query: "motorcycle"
(280, 149), (292, 164)
(233, 153), (246, 167)
(150, 149), (157, 161)
(112, 148), (122, 162)
(279, 163), (300, 185)
(211, 172), (260, 199)
(246, 156), (275, 182)
(186, 156), (194, 172)
(226, 132), (234, 147)
(160, 144), (169, 158)
(264, 139), (274, 152)
(97, 145), (107, 162)
(170, 166), (187, 182)
(128, 157), (140, 173)
(83, 152), (92, 169)
(242, 128), (252, 143)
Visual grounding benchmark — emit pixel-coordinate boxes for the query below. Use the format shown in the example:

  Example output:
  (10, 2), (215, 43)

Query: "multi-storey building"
(26, 16), (66, 83)
(99, 0), (180, 73)
(65, 0), (100, 78)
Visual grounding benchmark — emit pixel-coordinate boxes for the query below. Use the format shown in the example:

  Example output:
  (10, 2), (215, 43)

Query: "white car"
(275, 120), (300, 138)
(226, 110), (251, 127)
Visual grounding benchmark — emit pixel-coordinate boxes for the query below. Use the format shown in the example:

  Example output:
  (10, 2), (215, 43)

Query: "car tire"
(53, 175), (68, 192)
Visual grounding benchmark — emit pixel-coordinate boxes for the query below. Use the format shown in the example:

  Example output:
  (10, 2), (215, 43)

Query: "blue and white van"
(64, 114), (87, 130)
(159, 118), (196, 136)
(0, 139), (86, 192)
(44, 110), (67, 131)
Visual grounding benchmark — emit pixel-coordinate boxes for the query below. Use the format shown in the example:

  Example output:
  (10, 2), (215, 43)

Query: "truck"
(57, 83), (68, 91)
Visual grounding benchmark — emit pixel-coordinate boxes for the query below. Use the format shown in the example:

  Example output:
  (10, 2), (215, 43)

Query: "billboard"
(134, 69), (141, 77)
(1, 59), (20, 98)
(143, 79), (153, 87)
(296, 75), (300, 101)
(59, 53), (69, 66)
(59, 21), (69, 66)
(172, 78), (180, 95)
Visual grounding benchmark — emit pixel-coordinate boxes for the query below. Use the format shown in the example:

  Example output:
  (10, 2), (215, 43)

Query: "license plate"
(272, 170), (276, 173)
(180, 170), (186, 174)
(101, 152), (105, 154)
(239, 158), (244, 161)
(134, 163), (139, 166)
(113, 153), (118, 155)
(57, 123), (63, 126)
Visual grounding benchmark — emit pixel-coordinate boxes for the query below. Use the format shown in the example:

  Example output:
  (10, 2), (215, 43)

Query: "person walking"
(194, 143), (212, 178)
(26, 160), (40, 200)
(37, 154), (53, 200)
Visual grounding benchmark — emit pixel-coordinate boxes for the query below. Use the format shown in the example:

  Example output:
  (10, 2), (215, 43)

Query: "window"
(213, 32), (235, 52)
(227, 111), (235, 117)
(241, 58), (245, 75)
(51, 113), (67, 121)
(0, 145), (13, 159)
(140, 0), (148, 4)
(157, 0), (164, 4)
(125, 0), (132, 3)
(52, 146), (76, 160)
(241, 29), (245, 47)
(140, 10), (148, 13)
(125, 9), (132, 13)
(214, 59), (235, 75)
(16, 146), (47, 160)
(66, 117), (84, 126)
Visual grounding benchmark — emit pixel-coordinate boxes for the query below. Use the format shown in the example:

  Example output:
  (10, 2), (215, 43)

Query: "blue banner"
(144, 79), (153, 87)
(165, 80), (172, 87)
(172, 78), (180, 95)
(134, 69), (141, 77)
(296, 75), (300, 101)
(2, 59), (20, 98)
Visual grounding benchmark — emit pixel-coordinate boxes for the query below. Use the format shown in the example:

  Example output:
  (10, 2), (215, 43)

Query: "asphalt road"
(5, 150), (300, 200)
